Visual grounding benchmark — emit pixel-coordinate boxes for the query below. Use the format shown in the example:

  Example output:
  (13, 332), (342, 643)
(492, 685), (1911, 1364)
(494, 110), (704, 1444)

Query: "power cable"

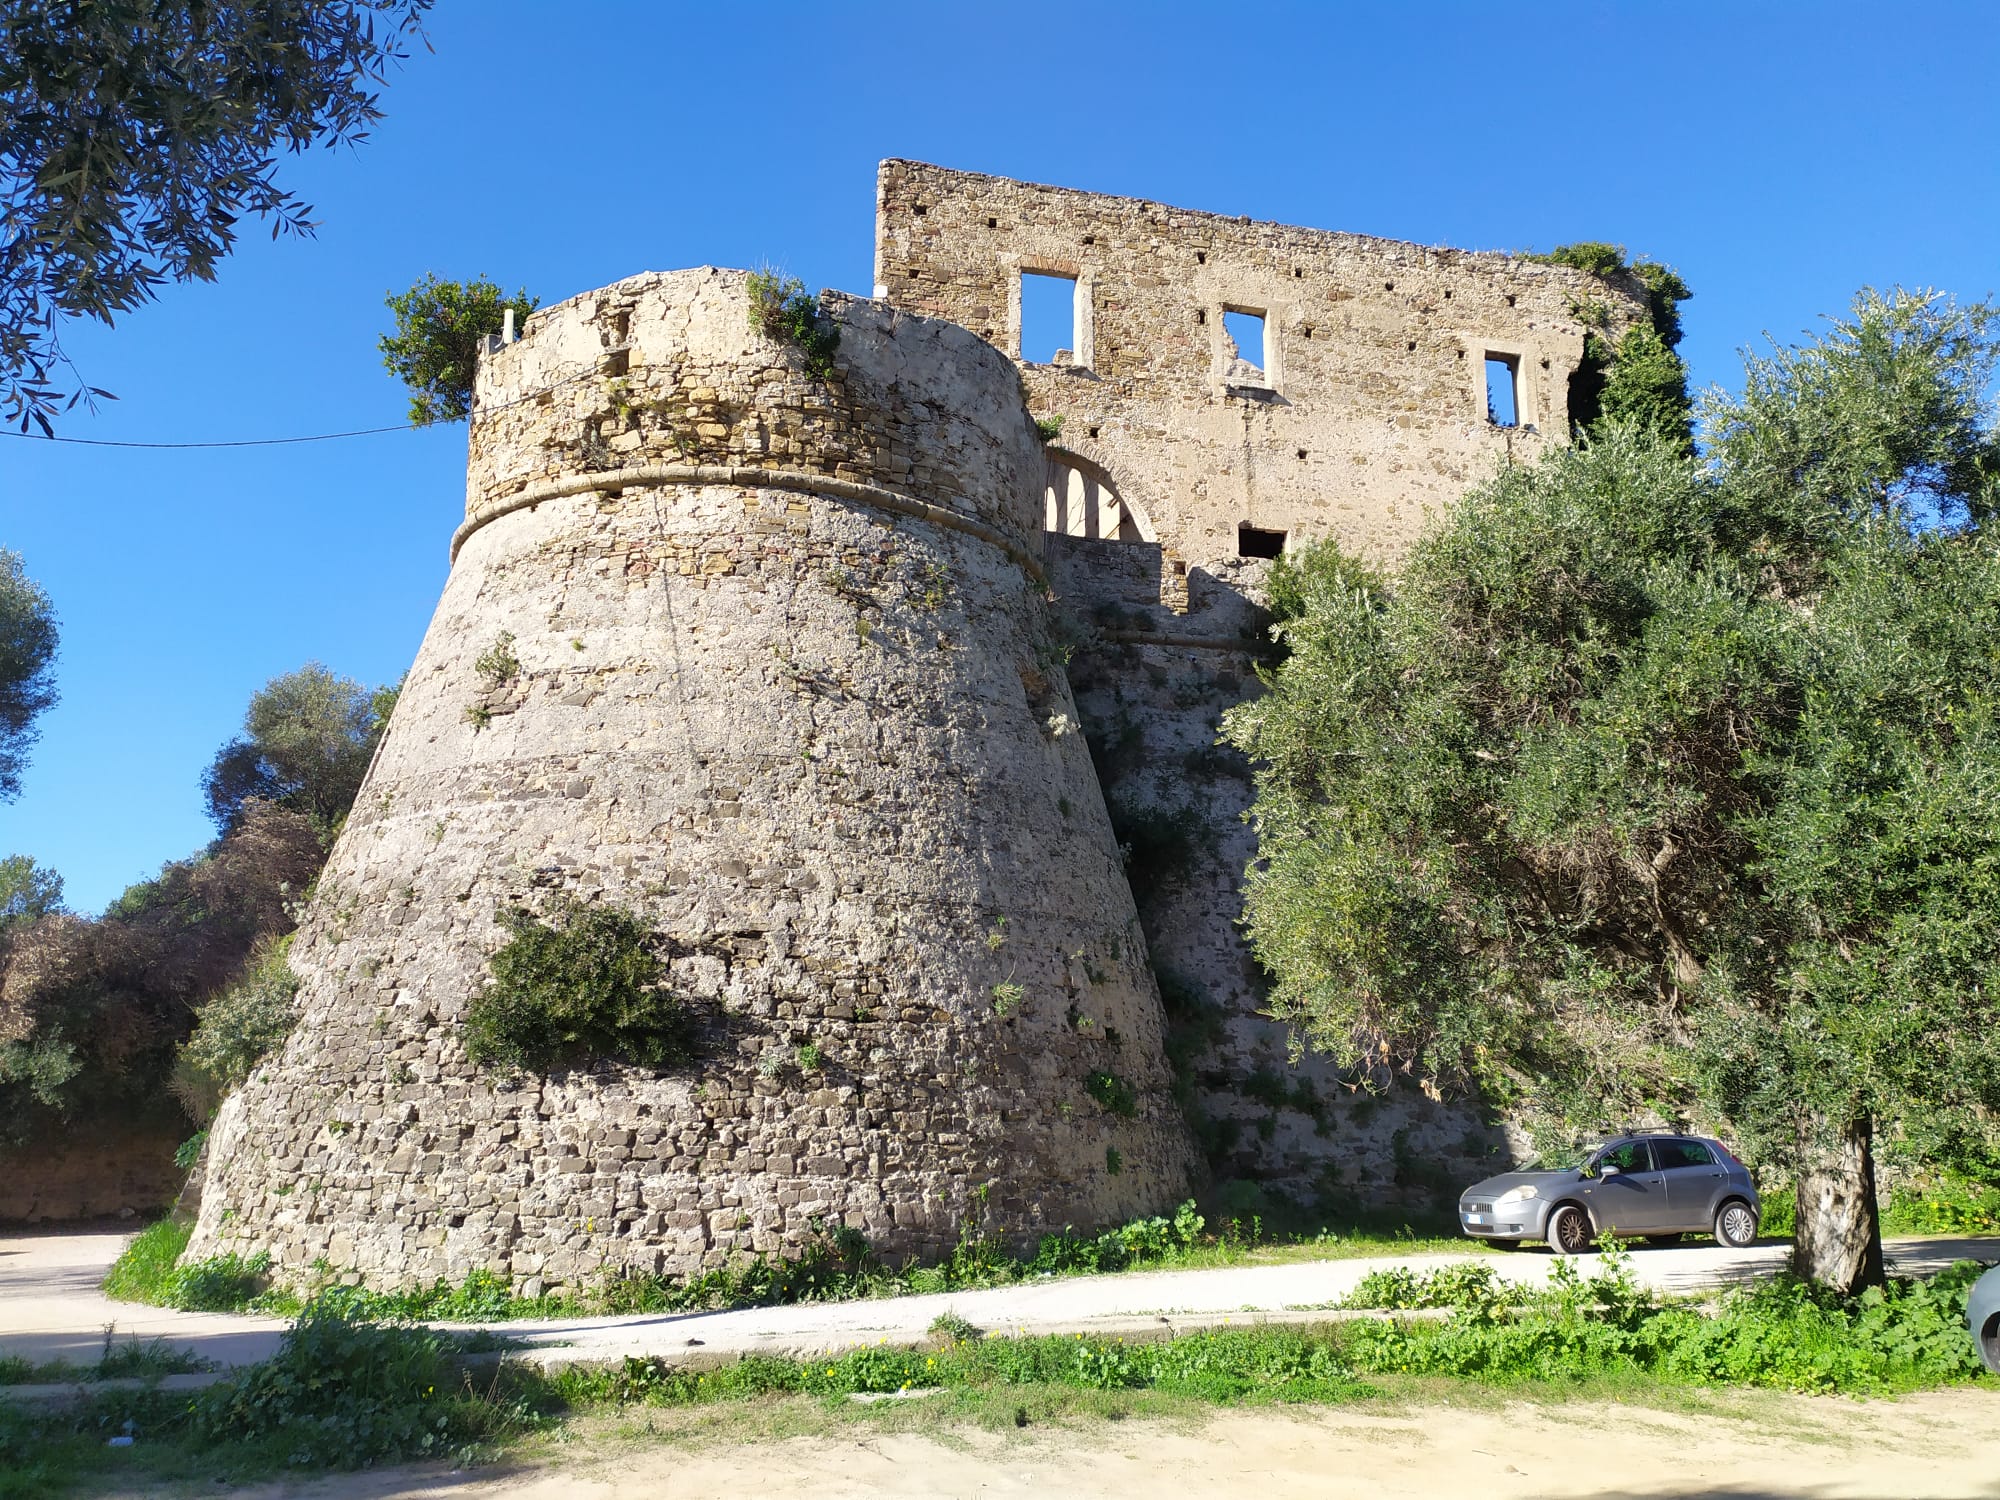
(1, 366), (607, 451)
(0, 423), (413, 449)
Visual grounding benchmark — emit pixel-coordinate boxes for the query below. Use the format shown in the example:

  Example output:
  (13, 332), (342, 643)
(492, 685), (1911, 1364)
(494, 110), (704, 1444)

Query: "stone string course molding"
(190, 268), (1196, 1291)
(451, 463), (1050, 586)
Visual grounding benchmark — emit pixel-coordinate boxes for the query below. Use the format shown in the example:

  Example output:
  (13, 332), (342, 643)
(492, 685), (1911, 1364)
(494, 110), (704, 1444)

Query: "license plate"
(1465, 1214), (1487, 1226)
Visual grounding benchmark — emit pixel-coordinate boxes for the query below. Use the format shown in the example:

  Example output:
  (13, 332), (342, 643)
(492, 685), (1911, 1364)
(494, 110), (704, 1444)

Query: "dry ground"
(102, 1385), (2000, 1500)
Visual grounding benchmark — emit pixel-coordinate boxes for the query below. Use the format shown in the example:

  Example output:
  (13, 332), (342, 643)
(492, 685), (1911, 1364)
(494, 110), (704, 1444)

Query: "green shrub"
(1884, 1173), (2000, 1234)
(1339, 1249), (1990, 1394)
(746, 269), (840, 380)
(102, 1219), (275, 1311)
(192, 1300), (524, 1468)
(173, 1128), (209, 1172)
(463, 898), (692, 1073)
(1344, 1260), (1522, 1311)
(1084, 1069), (1138, 1117)
(379, 274), (540, 425)
(178, 935), (300, 1107)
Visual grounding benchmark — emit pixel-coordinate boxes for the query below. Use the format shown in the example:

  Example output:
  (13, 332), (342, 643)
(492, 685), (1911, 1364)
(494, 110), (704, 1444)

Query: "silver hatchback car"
(1459, 1133), (1761, 1254)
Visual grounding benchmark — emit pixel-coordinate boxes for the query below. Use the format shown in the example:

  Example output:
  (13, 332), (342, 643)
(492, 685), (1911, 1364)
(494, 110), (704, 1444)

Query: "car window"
(1656, 1139), (1716, 1170)
(1596, 1140), (1653, 1173)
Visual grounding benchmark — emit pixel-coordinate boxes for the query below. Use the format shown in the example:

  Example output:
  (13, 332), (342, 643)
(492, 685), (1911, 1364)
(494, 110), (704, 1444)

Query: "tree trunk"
(1790, 1113), (1886, 1295)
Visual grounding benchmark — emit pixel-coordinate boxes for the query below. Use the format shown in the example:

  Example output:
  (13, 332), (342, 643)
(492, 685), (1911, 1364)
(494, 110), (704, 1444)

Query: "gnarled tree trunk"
(1791, 1113), (1886, 1295)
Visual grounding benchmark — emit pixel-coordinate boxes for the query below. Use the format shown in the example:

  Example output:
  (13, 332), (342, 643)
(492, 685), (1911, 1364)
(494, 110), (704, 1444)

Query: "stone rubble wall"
(189, 270), (1195, 1292)
(876, 159), (1651, 577)
(0, 1114), (184, 1225)
(879, 165), (1635, 1203)
(1048, 537), (1506, 1206)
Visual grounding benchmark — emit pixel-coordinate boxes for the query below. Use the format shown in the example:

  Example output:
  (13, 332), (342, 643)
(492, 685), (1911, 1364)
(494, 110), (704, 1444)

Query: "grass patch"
(104, 1204), (1493, 1322)
(101, 1220), (279, 1313)
(0, 1335), (213, 1387)
(24, 1252), (1999, 1496)
(1336, 1245), (1995, 1395)
(0, 1304), (542, 1500)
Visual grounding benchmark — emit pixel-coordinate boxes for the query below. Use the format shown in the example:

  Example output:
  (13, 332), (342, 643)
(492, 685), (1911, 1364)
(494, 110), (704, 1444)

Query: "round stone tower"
(188, 269), (1196, 1290)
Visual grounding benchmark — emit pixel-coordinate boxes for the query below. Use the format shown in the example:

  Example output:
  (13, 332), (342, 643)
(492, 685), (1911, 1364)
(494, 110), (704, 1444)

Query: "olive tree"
(1225, 290), (2000, 1294)
(0, 548), (57, 800)
(203, 662), (392, 838)
(0, 1), (432, 430)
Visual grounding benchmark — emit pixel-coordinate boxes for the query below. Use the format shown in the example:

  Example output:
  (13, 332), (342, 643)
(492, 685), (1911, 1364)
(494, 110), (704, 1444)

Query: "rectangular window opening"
(1223, 309), (1266, 374)
(1484, 353), (1520, 428)
(1021, 271), (1079, 365)
(1238, 524), (1286, 560)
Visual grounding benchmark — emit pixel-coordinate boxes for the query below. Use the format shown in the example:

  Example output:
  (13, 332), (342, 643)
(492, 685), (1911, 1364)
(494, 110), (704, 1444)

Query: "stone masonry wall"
(189, 270), (1195, 1291)
(0, 1115), (184, 1225)
(882, 165), (1649, 1203)
(876, 159), (1650, 575)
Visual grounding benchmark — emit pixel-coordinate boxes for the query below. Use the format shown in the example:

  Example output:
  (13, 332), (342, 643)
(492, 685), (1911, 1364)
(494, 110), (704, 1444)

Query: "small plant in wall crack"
(795, 1041), (825, 1073)
(475, 631), (521, 687)
(1085, 1069), (1138, 1118)
(990, 980), (1024, 1018)
(985, 917), (1008, 954)
(1034, 414), (1065, 442)
(746, 267), (841, 379)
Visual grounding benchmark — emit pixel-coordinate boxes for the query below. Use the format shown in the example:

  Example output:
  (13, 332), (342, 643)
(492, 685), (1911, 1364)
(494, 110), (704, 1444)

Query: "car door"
(1654, 1137), (1727, 1230)
(1581, 1139), (1671, 1233)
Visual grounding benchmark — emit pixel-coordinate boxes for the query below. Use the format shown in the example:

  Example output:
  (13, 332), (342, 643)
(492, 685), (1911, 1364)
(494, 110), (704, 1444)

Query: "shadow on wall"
(0, 1110), (185, 1226)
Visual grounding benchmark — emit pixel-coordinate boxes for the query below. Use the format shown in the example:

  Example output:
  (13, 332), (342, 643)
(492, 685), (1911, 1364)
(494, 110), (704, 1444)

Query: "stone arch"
(1043, 448), (1154, 544)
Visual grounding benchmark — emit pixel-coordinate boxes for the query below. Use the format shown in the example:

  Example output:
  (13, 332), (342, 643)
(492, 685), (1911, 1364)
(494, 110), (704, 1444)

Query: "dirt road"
(103, 1387), (2000, 1499)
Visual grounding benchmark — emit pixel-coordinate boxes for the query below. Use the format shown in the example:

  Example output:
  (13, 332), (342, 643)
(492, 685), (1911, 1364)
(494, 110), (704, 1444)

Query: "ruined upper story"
(874, 161), (1652, 602)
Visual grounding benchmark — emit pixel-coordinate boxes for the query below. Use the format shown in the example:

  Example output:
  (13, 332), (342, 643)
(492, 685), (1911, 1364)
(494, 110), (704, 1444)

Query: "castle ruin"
(189, 165), (1649, 1289)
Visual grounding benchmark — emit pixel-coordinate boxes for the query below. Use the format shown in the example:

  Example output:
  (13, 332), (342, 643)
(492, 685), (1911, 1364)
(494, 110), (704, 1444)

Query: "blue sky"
(3, 0), (1997, 912)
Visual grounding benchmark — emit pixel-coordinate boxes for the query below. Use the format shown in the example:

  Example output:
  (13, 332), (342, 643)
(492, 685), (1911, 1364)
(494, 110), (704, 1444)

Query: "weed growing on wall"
(463, 897), (692, 1073)
(1519, 241), (1692, 446)
(746, 269), (840, 380)
(473, 631), (519, 687)
(1085, 1069), (1138, 1117)
(380, 275), (541, 426)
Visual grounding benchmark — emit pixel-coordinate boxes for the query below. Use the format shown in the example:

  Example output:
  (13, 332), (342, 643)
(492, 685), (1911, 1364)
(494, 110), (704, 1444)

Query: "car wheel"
(1714, 1199), (1758, 1248)
(1485, 1238), (1520, 1252)
(1645, 1234), (1682, 1247)
(1546, 1203), (1592, 1255)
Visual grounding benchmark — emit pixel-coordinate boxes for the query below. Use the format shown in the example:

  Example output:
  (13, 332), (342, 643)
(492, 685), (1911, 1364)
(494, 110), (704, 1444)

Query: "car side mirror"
(1601, 1163), (1623, 1177)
